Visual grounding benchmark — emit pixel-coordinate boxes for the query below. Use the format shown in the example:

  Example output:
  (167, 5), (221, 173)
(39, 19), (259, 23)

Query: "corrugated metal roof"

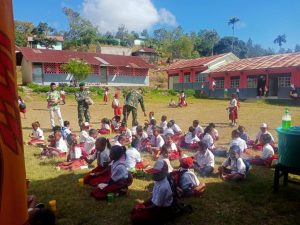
(209, 52), (300, 73)
(19, 47), (152, 68)
(163, 53), (230, 71)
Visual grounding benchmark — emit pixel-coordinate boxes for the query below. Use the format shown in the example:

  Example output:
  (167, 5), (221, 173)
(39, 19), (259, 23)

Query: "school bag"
(19, 102), (26, 110)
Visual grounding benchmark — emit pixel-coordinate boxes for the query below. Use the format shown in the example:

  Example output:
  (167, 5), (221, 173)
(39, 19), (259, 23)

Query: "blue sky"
(13, 0), (300, 50)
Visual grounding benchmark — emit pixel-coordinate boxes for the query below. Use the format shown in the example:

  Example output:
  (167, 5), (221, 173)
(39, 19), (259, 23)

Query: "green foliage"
(61, 59), (92, 82)
(274, 34), (287, 48)
(17, 86), (24, 93)
(168, 89), (178, 96)
(184, 89), (196, 97)
(14, 20), (34, 47)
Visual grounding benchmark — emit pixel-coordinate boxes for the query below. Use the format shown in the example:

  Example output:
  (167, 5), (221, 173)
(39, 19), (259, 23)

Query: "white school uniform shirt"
(91, 148), (110, 167)
(195, 125), (204, 136)
(229, 98), (237, 107)
(151, 177), (173, 207)
(84, 136), (96, 154)
(230, 137), (247, 153)
(126, 147), (142, 169)
(111, 156), (128, 182)
(163, 127), (174, 136)
(157, 156), (173, 173)
(60, 90), (65, 95)
(69, 146), (82, 160)
(261, 143), (274, 160)
(172, 124), (182, 134)
(79, 130), (89, 143)
(125, 128), (132, 142)
(166, 142), (178, 152)
(131, 126), (137, 135)
(147, 125), (154, 137)
(212, 128), (219, 140)
(194, 149), (215, 168)
(150, 135), (165, 148)
(32, 127), (45, 140)
(222, 157), (246, 175)
(112, 98), (119, 107)
(179, 168), (200, 190)
(101, 123), (110, 130)
(160, 121), (168, 131)
(202, 133), (215, 149)
(256, 130), (274, 142)
(112, 120), (120, 129)
(137, 131), (148, 141)
(184, 132), (200, 144)
(56, 138), (68, 153)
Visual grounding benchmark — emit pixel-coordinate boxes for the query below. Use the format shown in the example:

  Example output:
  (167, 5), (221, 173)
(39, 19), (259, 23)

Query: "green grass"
(23, 94), (300, 225)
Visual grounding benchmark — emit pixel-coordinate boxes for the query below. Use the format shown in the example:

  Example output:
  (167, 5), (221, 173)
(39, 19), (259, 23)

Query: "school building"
(166, 52), (300, 99)
(16, 47), (152, 86)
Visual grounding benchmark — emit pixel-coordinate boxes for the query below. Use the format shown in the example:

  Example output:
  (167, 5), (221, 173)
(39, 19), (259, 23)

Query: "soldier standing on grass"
(121, 89), (147, 127)
(75, 82), (91, 129)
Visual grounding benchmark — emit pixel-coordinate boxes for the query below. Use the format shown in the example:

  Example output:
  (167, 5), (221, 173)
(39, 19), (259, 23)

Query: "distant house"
(27, 36), (64, 50)
(16, 47), (151, 86)
(97, 45), (132, 56)
(134, 38), (145, 46)
(208, 52), (300, 98)
(132, 47), (159, 64)
(164, 53), (238, 92)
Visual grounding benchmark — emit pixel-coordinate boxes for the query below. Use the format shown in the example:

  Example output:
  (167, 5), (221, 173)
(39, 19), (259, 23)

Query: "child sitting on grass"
(176, 156), (205, 197)
(61, 120), (72, 140)
(91, 145), (133, 200)
(126, 138), (149, 171)
(57, 134), (87, 170)
(162, 121), (175, 137)
(159, 115), (168, 133)
(229, 129), (248, 155)
(28, 121), (45, 145)
(193, 120), (204, 138)
(84, 129), (98, 154)
(111, 115), (121, 133)
(135, 125), (149, 151)
(218, 145), (246, 181)
(250, 133), (276, 166)
(147, 126), (165, 159)
(98, 118), (111, 134)
(182, 126), (200, 149)
(131, 160), (173, 225)
(238, 125), (250, 144)
(83, 137), (111, 186)
(253, 123), (275, 150)
(79, 122), (90, 145)
(156, 144), (173, 173)
(41, 130), (68, 158)
(193, 141), (214, 177)
(146, 119), (156, 137)
(164, 134), (181, 161)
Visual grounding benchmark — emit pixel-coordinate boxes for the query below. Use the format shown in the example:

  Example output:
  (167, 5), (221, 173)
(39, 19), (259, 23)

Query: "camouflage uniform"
(122, 90), (145, 127)
(75, 90), (91, 128)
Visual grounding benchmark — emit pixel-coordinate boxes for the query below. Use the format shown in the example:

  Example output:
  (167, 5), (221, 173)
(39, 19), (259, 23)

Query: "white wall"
(21, 59), (32, 84)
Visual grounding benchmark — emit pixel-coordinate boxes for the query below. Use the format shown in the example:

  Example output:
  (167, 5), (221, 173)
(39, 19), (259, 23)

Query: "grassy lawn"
(22, 92), (300, 225)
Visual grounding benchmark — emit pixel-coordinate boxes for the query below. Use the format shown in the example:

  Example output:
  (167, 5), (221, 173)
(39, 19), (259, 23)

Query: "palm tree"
(274, 34), (287, 48)
(228, 16), (240, 51)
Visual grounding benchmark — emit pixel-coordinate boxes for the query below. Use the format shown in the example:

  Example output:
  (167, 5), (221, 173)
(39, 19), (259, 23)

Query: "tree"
(61, 59), (92, 84)
(141, 29), (149, 39)
(228, 16), (240, 51)
(30, 22), (57, 49)
(214, 36), (247, 58)
(195, 29), (220, 56)
(273, 34), (286, 48)
(115, 24), (128, 40)
(63, 7), (98, 48)
(295, 44), (300, 52)
(14, 20), (34, 46)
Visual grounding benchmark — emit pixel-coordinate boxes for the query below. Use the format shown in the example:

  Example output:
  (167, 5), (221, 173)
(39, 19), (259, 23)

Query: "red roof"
(163, 53), (229, 71)
(19, 47), (152, 68)
(210, 52), (300, 73)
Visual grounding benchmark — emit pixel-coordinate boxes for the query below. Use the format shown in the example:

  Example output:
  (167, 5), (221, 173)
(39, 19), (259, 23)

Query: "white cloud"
(81, 0), (176, 33)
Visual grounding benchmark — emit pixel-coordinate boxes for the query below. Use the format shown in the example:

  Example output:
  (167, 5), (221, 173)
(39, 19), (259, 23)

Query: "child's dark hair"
(66, 133), (77, 146)
(110, 145), (126, 161)
(262, 133), (272, 144)
(32, 121), (40, 127)
(153, 126), (160, 133)
(204, 126), (213, 135)
(193, 120), (199, 126)
(89, 128), (98, 136)
(198, 141), (208, 150)
(209, 123), (216, 128)
(161, 115), (167, 121)
(131, 138), (139, 149)
(118, 134), (126, 142)
(30, 208), (55, 225)
(160, 144), (168, 155)
(189, 126), (195, 133)
(149, 111), (154, 116)
(113, 115), (121, 122)
(169, 120), (175, 125)
(96, 137), (111, 149)
(64, 120), (70, 127)
(136, 125), (143, 133)
(101, 118), (110, 125)
(167, 121), (173, 128)
(150, 119), (156, 126)
(238, 125), (245, 132)
(53, 126), (62, 133)
(231, 129), (240, 138)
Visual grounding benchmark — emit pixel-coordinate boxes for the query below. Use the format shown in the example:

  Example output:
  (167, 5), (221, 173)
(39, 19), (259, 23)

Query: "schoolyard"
(21, 92), (300, 225)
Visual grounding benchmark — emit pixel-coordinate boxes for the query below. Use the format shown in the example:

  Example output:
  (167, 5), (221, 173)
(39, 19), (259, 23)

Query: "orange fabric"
(0, 1), (28, 224)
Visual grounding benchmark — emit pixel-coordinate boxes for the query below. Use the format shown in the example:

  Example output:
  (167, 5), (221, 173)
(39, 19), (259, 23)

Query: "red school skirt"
(84, 166), (111, 186)
(229, 108), (238, 120)
(104, 95), (108, 102)
(57, 159), (86, 170)
(114, 106), (122, 116)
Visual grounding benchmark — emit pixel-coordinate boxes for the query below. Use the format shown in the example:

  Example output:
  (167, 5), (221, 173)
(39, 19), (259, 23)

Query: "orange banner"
(0, 0), (28, 224)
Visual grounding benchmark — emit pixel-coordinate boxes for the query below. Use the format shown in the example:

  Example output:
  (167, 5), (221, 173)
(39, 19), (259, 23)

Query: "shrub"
(185, 89), (196, 97)
(17, 86), (24, 93)
(168, 89), (178, 96)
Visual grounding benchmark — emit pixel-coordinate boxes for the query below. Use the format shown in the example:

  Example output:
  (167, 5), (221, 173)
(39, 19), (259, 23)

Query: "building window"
(247, 76), (257, 88)
(278, 76), (291, 88)
(184, 73), (190, 83)
(230, 77), (240, 88)
(215, 78), (224, 89)
(43, 63), (57, 74)
(195, 73), (206, 83)
(172, 75), (179, 84)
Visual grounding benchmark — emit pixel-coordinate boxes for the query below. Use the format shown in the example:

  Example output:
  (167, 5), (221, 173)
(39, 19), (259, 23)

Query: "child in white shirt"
(164, 134), (181, 160)
(229, 129), (248, 155)
(148, 127), (165, 158)
(254, 123), (275, 150)
(61, 120), (72, 140)
(183, 126), (200, 149)
(162, 121), (175, 137)
(28, 121), (45, 145)
(193, 120), (204, 138)
(159, 115), (168, 133)
(84, 129), (98, 154)
(79, 122), (90, 145)
(193, 141), (214, 177)
(218, 145), (246, 181)
(111, 115), (121, 133)
(126, 139), (149, 171)
(146, 119), (156, 137)
(250, 133), (275, 166)
(98, 118), (111, 134)
(170, 120), (182, 135)
(42, 130), (68, 157)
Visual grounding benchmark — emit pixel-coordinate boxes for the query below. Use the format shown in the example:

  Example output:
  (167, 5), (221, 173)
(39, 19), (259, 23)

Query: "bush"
(17, 86), (24, 93)
(168, 89), (178, 96)
(185, 89), (196, 97)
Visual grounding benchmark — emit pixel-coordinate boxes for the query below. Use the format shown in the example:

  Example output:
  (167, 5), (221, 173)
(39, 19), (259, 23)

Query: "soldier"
(47, 82), (64, 129)
(75, 82), (91, 129)
(122, 89), (147, 127)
